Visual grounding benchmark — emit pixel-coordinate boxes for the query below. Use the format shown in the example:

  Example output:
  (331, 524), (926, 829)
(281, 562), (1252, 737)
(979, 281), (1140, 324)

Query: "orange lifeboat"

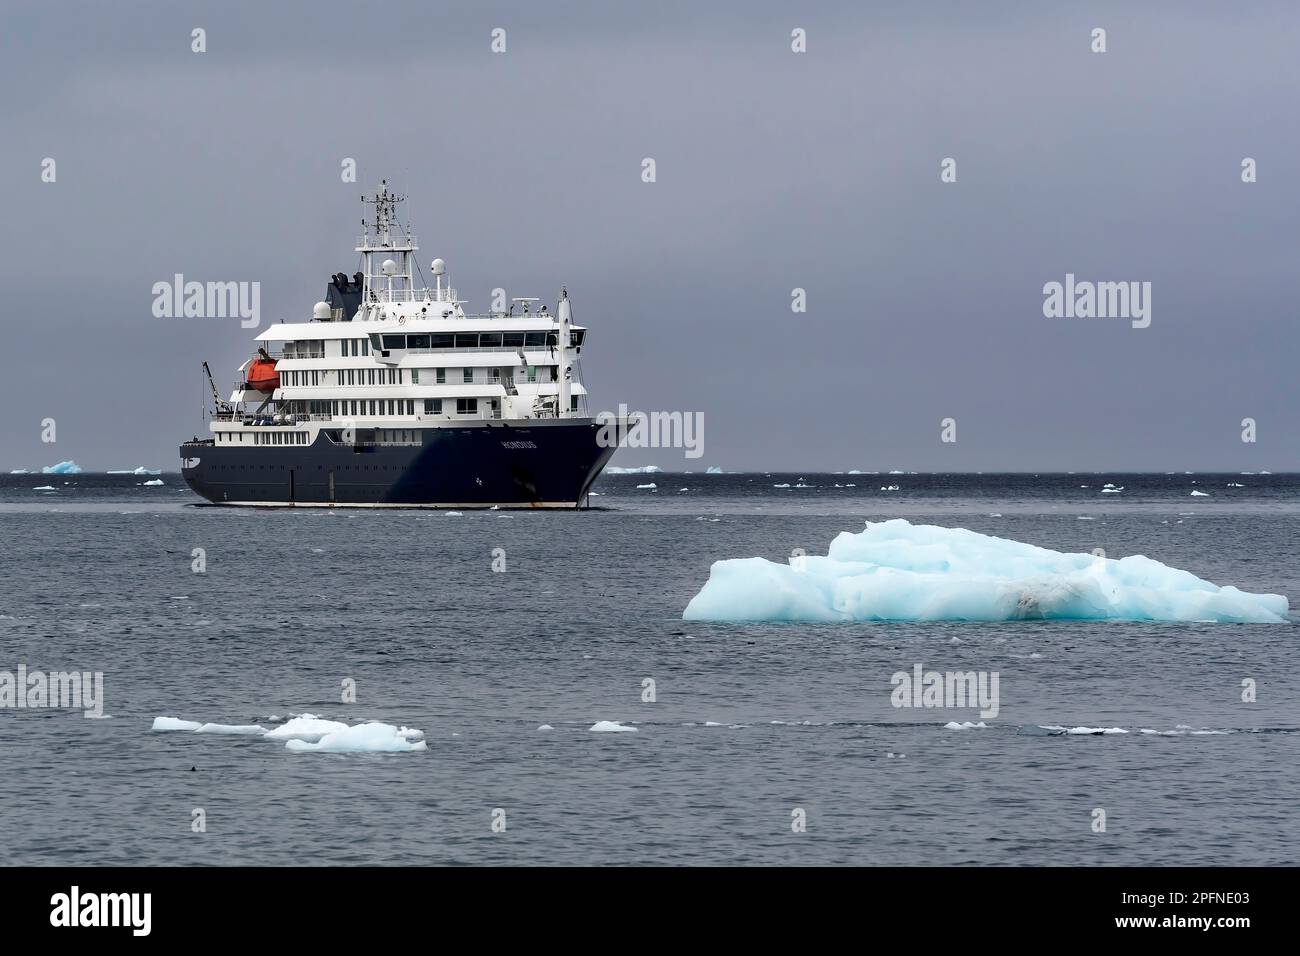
(246, 348), (280, 393)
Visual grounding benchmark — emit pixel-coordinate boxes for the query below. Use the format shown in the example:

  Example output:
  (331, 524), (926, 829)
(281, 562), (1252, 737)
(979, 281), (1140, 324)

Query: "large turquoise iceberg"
(683, 519), (1289, 623)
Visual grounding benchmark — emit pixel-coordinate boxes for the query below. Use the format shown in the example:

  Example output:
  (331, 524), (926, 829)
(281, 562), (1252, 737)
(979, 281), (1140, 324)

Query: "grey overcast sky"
(1, 0), (1297, 472)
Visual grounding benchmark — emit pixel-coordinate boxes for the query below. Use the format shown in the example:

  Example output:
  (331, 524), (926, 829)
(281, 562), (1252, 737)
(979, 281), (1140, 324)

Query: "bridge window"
(454, 332), (478, 349)
(479, 332), (502, 348)
(406, 334), (430, 349)
(502, 332), (525, 348)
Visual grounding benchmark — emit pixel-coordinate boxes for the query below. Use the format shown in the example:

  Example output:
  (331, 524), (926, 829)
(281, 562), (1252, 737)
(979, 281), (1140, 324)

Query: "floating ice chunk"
(285, 722), (428, 753)
(33, 485), (56, 491)
(9, 469), (28, 474)
(1040, 725), (1129, 735)
(590, 720), (637, 733)
(636, 483), (657, 490)
(944, 721), (988, 730)
(682, 518), (1289, 623)
(1190, 490), (1209, 497)
(108, 466), (162, 475)
(445, 510), (463, 516)
(194, 723), (266, 735)
(263, 714), (350, 742)
(152, 717), (202, 732)
(706, 466), (724, 474)
(537, 724), (555, 731)
(607, 465), (662, 474)
(880, 485), (900, 491)
(1228, 482), (1245, 488)
(41, 460), (82, 475)
(142, 479), (165, 486)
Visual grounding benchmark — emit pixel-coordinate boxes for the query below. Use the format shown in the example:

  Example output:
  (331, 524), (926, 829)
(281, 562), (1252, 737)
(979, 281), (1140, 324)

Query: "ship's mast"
(357, 180), (418, 305)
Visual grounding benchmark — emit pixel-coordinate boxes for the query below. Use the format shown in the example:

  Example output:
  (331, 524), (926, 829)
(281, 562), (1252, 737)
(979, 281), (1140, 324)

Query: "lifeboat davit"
(246, 349), (279, 393)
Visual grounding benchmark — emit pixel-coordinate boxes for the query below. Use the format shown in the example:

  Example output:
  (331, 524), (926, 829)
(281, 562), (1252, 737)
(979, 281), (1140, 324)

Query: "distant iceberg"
(683, 518), (1289, 623)
(108, 466), (162, 475)
(705, 466), (724, 474)
(9, 469), (28, 474)
(41, 461), (82, 475)
(607, 465), (663, 474)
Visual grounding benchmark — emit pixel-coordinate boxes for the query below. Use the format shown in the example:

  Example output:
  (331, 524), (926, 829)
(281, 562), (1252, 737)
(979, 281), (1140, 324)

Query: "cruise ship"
(180, 182), (622, 507)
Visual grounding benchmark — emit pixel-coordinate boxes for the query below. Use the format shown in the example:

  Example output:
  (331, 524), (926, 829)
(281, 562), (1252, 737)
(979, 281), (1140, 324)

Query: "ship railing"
(364, 287), (457, 304)
(268, 350), (326, 360)
(356, 235), (418, 249)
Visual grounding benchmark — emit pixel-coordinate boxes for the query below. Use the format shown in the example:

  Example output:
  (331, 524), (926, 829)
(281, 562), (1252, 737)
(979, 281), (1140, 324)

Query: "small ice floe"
(154, 713), (426, 753)
(1076, 516), (1095, 520)
(678, 487), (689, 492)
(636, 483), (657, 490)
(537, 724), (554, 731)
(41, 460), (82, 475)
(286, 723), (427, 753)
(589, 720), (637, 733)
(9, 469), (28, 474)
(264, 715), (349, 742)
(141, 479), (164, 486)
(988, 513), (1002, 518)
(152, 717), (202, 732)
(944, 721), (988, 730)
(772, 483), (791, 488)
(1139, 724), (1231, 736)
(1190, 490), (1209, 497)
(706, 466), (724, 474)
(194, 723), (266, 735)
(1227, 482), (1245, 488)
(1100, 484), (1124, 493)
(445, 510), (463, 516)
(880, 485), (901, 491)
(606, 465), (662, 475)
(108, 466), (162, 475)
(33, 485), (57, 491)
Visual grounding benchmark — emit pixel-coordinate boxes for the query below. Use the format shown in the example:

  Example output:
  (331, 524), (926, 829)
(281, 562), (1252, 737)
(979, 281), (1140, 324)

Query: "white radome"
(381, 258), (397, 276)
(312, 301), (332, 320)
(430, 258), (446, 276)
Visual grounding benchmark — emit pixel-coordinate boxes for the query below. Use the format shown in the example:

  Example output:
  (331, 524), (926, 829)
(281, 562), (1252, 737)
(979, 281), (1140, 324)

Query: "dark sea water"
(1, 470), (1297, 866)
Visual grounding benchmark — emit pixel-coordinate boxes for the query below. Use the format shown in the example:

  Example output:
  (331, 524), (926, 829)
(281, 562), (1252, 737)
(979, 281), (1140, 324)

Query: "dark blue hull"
(179, 420), (616, 508)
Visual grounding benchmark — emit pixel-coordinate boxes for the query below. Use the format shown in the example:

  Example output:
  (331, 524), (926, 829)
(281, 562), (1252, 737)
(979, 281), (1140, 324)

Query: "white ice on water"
(153, 712), (426, 753)
(682, 518), (1289, 623)
(589, 720), (637, 732)
(607, 465), (662, 474)
(285, 723), (427, 753)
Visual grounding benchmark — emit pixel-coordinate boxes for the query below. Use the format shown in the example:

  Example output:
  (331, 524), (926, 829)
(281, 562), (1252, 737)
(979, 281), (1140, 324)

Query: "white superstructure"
(209, 181), (588, 446)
